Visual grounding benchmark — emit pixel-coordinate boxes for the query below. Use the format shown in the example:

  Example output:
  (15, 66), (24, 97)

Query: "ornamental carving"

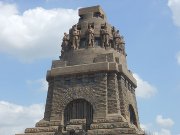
(60, 23), (126, 57)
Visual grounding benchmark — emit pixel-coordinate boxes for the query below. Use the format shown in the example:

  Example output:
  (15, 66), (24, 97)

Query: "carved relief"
(60, 23), (127, 56)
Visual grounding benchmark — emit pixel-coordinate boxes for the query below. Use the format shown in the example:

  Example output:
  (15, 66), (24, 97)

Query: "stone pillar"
(117, 75), (126, 118)
(49, 77), (62, 122)
(88, 73), (107, 119)
(107, 73), (120, 114)
(44, 79), (54, 121)
(93, 73), (107, 119)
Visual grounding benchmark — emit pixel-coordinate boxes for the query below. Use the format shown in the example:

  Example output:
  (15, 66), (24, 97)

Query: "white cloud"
(154, 129), (172, 135)
(176, 51), (180, 65)
(133, 73), (157, 98)
(140, 124), (148, 131)
(0, 2), (79, 62)
(140, 123), (153, 132)
(141, 115), (175, 135)
(0, 101), (44, 135)
(168, 0), (180, 27)
(27, 78), (48, 92)
(156, 115), (174, 128)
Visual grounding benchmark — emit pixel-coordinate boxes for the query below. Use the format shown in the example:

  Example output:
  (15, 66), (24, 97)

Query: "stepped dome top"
(60, 5), (126, 66)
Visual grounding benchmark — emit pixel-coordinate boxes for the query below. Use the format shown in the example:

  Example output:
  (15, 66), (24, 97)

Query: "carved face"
(73, 25), (77, 30)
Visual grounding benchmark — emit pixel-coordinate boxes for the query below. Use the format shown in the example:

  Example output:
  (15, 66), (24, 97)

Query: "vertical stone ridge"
(107, 73), (119, 114)
(44, 80), (54, 121)
(93, 73), (107, 118)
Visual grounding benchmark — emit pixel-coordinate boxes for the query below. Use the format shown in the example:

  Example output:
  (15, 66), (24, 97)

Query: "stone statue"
(111, 27), (126, 55)
(112, 26), (116, 37)
(71, 25), (80, 50)
(119, 36), (126, 55)
(62, 32), (69, 50)
(100, 23), (110, 48)
(111, 26), (117, 49)
(113, 30), (121, 51)
(87, 24), (94, 47)
(61, 33), (69, 58)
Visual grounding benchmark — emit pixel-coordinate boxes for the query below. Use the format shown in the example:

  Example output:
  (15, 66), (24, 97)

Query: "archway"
(129, 104), (138, 127)
(64, 99), (93, 130)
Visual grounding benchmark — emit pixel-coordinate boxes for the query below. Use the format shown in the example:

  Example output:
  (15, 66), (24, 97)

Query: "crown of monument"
(60, 5), (125, 60)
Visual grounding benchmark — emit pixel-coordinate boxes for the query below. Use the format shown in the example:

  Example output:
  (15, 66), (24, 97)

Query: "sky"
(0, 0), (180, 135)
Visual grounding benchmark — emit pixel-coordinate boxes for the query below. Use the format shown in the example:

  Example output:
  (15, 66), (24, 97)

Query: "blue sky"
(0, 0), (180, 135)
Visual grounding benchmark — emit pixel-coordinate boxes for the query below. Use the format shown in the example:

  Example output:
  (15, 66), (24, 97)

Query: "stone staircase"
(87, 116), (143, 135)
(16, 115), (144, 135)
(15, 120), (60, 135)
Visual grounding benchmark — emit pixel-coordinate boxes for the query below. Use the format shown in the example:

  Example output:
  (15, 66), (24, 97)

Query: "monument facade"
(16, 5), (144, 135)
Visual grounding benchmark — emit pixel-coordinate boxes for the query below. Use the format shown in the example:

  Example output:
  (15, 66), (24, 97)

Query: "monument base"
(16, 115), (144, 135)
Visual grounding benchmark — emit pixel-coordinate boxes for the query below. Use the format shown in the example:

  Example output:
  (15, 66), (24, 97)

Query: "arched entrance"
(129, 104), (138, 127)
(64, 99), (93, 130)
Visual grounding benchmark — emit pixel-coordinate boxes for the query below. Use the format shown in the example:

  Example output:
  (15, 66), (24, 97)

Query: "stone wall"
(45, 72), (108, 123)
(44, 80), (54, 121)
(107, 73), (120, 114)
(117, 74), (140, 128)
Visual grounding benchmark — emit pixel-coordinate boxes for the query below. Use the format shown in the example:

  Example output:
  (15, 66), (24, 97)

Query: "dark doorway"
(129, 104), (138, 127)
(64, 99), (93, 130)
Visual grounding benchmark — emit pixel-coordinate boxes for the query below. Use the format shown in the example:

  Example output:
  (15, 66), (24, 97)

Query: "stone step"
(68, 119), (86, 125)
(35, 120), (49, 127)
(90, 122), (130, 129)
(88, 127), (136, 135)
(66, 124), (84, 131)
(22, 126), (58, 134)
(35, 120), (61, 127)
(93, 116), (124, 123)
(15, 132), (55, 135)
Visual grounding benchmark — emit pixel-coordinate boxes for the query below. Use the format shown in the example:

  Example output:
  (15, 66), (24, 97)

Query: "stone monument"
(16, 5), (144, 135)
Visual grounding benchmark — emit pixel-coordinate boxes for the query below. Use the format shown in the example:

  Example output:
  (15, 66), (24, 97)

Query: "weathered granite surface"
(16, 5), (144, 135)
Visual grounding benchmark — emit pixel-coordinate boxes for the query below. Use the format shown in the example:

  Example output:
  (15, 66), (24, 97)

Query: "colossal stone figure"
(87, 24), (94, 47)
(114, 30), (121, 51)
(119, 36), (126, 55)
(111, 26), (116, 38)
(100, 23), (109, 48)
(71, 25), (80, 49)
(60, 33), (69, 58)
(62, 33), (69, 50)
